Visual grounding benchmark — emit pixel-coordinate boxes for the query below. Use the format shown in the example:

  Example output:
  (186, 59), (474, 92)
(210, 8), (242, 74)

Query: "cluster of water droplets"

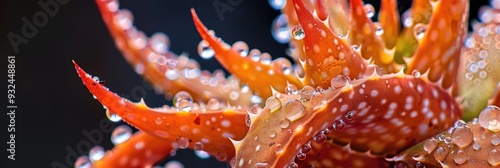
(398, 106), (500, 167)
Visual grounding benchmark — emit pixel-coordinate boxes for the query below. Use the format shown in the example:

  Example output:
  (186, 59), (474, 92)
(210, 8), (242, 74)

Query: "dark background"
(0, 0), (489, 167)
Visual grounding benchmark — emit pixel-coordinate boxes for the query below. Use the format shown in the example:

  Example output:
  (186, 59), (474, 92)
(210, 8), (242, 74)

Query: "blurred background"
(0, 0), (489, 167)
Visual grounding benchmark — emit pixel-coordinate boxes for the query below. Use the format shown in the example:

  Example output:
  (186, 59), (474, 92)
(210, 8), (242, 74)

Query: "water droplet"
(114, 9), (133, 30)
(491, 134), (500, 146)
(413, 24), (427, 40)
(232, 41), (249, 57)
(423, 138), (437, 154)
(332, 119), (346, 130)
(273, 58), (292, 75)
(300, 142), (311, 153)
(195, 150), (210, 159)
(248, 104), (263, 114)
(412, 70), (421, 77)
(245, 114), (251, 126)
(74, 156), (92, 168)
(344, 111), (354, 120)
(375, 24), (384, 36)
(260, 53), (272, 65)
(473, 142), (481, 150)
(250, 95), (262, 104)
(215, 152), (227, 161)
(296, 152), (307, 160)
(285, 84), (298, 95)
(291, 24), (305, 40)
(177, 137), (189, 149)
(300, 86), (315, 101)
(351, 44), (360, 50)
(451, 125), (474, 148)
(289, 162), (298, 168)
(105, 109), (122, 122)
(313, 133), (327, 142)
(198, 40), (215, 59)
(433, 147), (448, 162)
(488, 149), (500, 166)
(207, 98), (221, 110)
(268, 0), (286, 10)
(330, 75), (347, 88)
(271, 14), (291, 44)
(248, 49), (261, 62)
(266, 97), (282, 113)
(89, 146), (105, 162)
(111, 125), (132, 145)
(269, 131), (277, 138)
(280, 119), (290, 128)
(311, 93), (327, 110)
(283, 99), (306, 121)
(402, 10), (413, 28)
(478, 106), (500, 132)
(454, 150), (468, 165)
(150, 32), (170, 54)
(174, 91), (193, 112)
(364, 4), (375, 18)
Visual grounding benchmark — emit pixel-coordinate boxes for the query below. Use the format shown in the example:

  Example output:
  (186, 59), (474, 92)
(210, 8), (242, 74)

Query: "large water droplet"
(271, 14), (291, 44)
(451, 125), (474, 148)
(291, 24), (305, 40)
(174, 91), (193, 112)
(111, 125), (132, 145)
(106, 109), (122, 122)
(479, 106), (500, 132)
(89, 146), (105, 162)
(198, 40), (215, 59)
(150, 32), (170, 54)
(283, 99), (306, 121)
